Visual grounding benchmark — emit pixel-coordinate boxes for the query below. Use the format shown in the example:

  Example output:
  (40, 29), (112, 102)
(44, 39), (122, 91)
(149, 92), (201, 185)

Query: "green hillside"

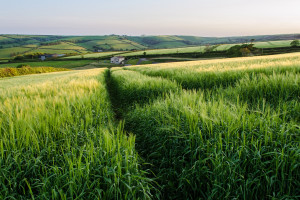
(0, 34), (299, 59)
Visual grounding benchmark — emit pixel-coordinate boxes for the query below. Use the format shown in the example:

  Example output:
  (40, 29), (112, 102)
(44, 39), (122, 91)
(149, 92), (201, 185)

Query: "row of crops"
(0, 53), (299, 199)
(109, 53), (300, 199)
(0, 69), (154, 199)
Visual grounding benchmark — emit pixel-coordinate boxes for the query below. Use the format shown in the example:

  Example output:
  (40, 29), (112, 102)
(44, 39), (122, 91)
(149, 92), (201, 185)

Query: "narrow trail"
(104, 69), (124, 121)
(105, 69), (184, 199)
(104, 68), (163, 199)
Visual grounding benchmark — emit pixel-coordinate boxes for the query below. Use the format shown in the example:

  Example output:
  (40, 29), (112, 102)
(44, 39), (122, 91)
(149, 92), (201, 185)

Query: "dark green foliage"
(290, 40), (300, 47)
(227, 44), (256, 57)
(13, 55), (24, 60)
(16, 64), (30, 68)
(13, 53), (45, 60)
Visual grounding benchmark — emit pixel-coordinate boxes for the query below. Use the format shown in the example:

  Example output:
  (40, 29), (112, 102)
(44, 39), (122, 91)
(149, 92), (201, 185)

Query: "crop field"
(78, 37), (147, 51)
(0, 33), (297, 60)
(0, 69), (154, 199)
(119, 46), (207, 57)
(0, 60), (95, 69)
(0, 47), (32, 58)
(118, 40), (294, 58)
(0, 44), (88, 59)
(0, 53), (299, 199)
(27, 48), (87, 55)
(254, 40), (293, 48)
(121, 52), (300, 199)
(38, 42), (86, 50)
(63, 51), (123, 59)
(126, 52), (300, 89)
(214, 40), (293, 51)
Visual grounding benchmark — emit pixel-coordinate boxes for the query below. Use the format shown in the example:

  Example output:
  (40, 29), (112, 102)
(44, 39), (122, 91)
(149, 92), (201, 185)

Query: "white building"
(111, 56), (125, 64)
(40, 55), (46, 61)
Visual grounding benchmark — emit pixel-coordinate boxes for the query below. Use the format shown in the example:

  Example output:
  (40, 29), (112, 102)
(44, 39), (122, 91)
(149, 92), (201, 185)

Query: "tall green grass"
(128, 65), (300, 90)
(108, 69), (179, 113)
(126, 53), (300, 90)
(125, 88), (300, 199)
(115, 60), (300, 199)
(230, 72), (300, 105)
(0, 69), (154, 199)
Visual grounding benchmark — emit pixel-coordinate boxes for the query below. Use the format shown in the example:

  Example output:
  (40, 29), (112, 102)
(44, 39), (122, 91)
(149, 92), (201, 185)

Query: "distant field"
(214, 40), (293, 51)
(27, 49), (86, 54)
(38, 42), (87, 50)
(120, 46), (207, 57)
(0, 60), (94, 69)
(253, 40), (293, 48)
(64, 51), (122, 59)
(0, 47), (32, 58)
(27, 42), (89, 54)
(0, 34), (298, 61)
(119, 40), (294, 57)
(78, 37), (147, 51)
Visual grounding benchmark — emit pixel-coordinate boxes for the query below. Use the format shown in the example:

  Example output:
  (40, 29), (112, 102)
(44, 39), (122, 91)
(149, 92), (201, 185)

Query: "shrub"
(16, 64), (31, 68)
(290, 40), (300, 47)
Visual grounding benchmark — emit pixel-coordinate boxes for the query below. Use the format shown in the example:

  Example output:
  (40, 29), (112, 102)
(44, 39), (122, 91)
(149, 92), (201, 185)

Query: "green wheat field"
(0, 52), (299, 199)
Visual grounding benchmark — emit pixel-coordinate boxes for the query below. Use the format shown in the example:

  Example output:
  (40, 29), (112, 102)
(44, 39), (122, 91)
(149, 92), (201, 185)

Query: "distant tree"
(204, 44), (213, 53)
(10, 52), (17, 57)
(16, 64), (30, 68)
(14, 55), (24, 60)
(227, 45), (242, 57)
(240, 47), (251, 56)
(250, 39), (255, 44)
(290, 40), (300, 47)
(227, 44), (255, 57)
(143, 52), (146, 56)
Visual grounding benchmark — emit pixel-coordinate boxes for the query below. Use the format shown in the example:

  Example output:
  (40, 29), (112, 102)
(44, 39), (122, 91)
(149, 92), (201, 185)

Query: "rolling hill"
(0, 34), (299, 59)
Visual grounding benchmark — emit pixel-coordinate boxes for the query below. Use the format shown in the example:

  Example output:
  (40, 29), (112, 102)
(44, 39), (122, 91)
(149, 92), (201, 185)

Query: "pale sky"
(0, 0), (299, 36)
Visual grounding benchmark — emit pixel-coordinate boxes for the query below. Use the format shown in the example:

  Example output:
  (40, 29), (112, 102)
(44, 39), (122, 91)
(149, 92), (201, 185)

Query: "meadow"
(0, 52), (299, 199)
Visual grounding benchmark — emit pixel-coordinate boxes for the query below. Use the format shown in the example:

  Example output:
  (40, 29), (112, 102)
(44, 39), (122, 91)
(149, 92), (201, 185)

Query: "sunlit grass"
(0, 69), (154, 199)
